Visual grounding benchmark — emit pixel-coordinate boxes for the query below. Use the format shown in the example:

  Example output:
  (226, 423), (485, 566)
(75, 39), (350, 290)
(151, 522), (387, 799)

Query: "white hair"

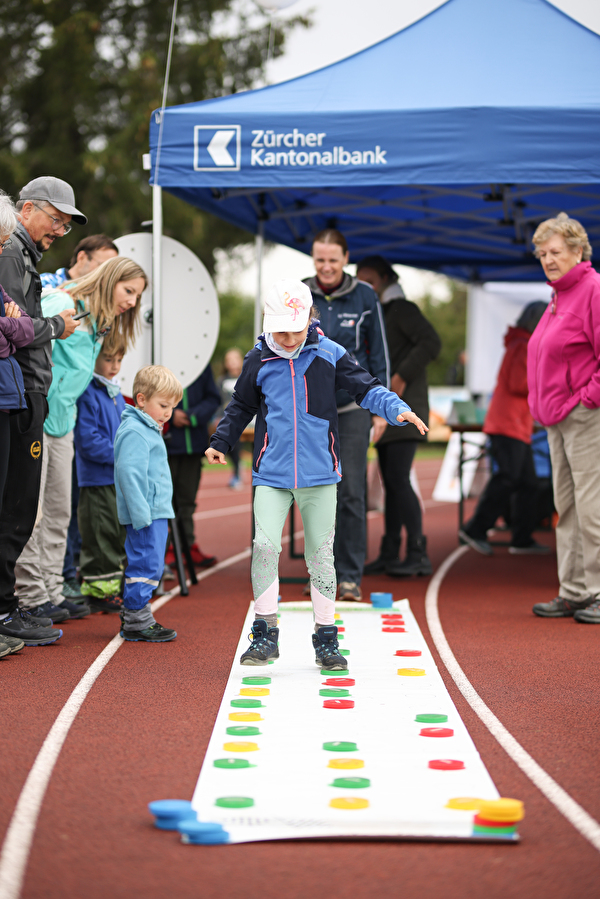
(0, 191), (18, 239)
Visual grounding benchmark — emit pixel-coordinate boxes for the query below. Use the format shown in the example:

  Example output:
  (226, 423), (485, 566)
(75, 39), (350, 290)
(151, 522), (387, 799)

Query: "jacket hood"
(504, 326), (531, 347)
(122, 403), (161, 432)
(549, 260), (593, 293)
(303, 273), (357, 299)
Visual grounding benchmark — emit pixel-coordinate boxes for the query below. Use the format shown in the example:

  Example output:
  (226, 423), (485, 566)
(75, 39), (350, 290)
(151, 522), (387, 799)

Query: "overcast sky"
(216, 0), (600, 300)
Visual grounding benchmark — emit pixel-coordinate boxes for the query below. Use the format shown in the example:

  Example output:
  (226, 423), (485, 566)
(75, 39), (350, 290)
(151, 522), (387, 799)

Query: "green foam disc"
(472, 823), (517, 836)
(319, 688), (350, 697)
(322, 741), (358, 752)
(335, 619), (344, 625)
(321, 669), (349, 676)
(340, 649), (350, 656)
(230, 698), (263, 708)
(213, 758), (253, 769)
(415, 713), (448, 723)
(330, 777), (370, 789)
(215, 796), (254, 808)
(242, 676), (271, 685)
(226, 726), (261, 736)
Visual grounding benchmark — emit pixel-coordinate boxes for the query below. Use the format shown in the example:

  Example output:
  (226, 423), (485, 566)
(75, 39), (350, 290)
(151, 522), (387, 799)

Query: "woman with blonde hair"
(527, 213), (600, 623)
(15, 256), (146, 625)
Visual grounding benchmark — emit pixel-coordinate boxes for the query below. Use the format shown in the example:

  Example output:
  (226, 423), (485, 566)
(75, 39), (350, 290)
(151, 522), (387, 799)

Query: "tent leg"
(254, 220), (264, 340)
(152, 183), (163, 365)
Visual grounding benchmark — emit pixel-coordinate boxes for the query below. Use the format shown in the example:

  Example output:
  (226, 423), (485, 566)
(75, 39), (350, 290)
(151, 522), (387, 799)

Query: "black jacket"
(164, 364), (221, 456)
(0, 225), (65, 395)
(377, 296), (441, 445)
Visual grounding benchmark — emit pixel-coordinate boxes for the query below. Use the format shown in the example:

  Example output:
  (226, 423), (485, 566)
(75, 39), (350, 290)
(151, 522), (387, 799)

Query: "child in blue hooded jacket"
(114, 365), (183, 642)
(206, 279), (428, 669)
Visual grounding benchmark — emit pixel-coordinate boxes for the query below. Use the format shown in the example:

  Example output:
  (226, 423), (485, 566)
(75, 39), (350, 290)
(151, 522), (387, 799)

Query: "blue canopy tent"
(148, 0), (600, 294)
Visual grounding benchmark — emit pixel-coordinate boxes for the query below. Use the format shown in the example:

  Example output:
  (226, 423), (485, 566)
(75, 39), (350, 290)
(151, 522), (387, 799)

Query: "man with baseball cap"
(0, 176), (86, 647)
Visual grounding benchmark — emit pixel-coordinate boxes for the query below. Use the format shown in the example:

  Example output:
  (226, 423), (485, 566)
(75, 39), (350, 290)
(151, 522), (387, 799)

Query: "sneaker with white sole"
(574, 600), (600, 623)
(338, 581), (362, 602)
(532, 596), (595, 618)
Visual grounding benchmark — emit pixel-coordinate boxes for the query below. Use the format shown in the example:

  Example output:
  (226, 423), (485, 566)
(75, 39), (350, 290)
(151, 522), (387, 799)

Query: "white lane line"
(193, 504), (251, 520)
(425, 545), (600, 854)
(0, 545), (254, 899)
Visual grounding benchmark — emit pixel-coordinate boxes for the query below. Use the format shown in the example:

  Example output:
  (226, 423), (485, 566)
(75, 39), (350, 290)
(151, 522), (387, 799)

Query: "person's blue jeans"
(123, 519), (169, 610)
(334, 407), (371, 585)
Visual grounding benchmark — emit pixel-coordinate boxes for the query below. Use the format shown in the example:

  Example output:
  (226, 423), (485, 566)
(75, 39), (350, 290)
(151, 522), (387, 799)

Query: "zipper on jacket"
(330, 432), (340, 475)
(304, 374), (308, 413)
(8, 358), (24, 408)
(290, 359), (298, 488)
(256, 431), (269, 470)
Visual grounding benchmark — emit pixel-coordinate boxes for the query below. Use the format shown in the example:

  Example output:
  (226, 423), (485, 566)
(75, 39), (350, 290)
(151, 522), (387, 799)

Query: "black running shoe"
(87, 595), (123, 614)
(240, 619), (279, 666)
(30, 601), (70, 623)
(0, 608), (62, 646)
(120, 622), (177, 642)
(58, 599), (91, 620)
(312, 626), (347, 671)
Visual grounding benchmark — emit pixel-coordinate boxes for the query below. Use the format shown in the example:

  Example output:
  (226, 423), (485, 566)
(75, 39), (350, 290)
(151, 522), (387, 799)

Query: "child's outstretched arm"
(396, 409), (428, 435)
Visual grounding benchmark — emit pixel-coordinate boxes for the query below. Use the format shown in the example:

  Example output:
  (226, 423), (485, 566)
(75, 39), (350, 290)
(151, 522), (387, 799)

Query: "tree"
(0, 0), (309, 275)
(212, 290), (255, 372)
(418, 281), (467, 386)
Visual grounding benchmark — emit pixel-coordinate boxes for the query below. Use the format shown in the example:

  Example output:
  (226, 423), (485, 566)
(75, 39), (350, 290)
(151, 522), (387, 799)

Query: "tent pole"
(254, 220), (264, 339)
(152, 183), (163, 365)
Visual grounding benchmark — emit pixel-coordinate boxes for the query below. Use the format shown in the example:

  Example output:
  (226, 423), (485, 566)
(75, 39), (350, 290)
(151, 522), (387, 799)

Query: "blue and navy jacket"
(210, 330), (411, 490)
(165, 364), (221, 456)
(74, 377), (126, 487)
(303, 274), (390, 407)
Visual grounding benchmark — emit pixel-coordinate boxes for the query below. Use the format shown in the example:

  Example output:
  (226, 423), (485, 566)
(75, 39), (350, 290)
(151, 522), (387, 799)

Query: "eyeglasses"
(0, 238), (12, 250)
(30, 201), (72, 235)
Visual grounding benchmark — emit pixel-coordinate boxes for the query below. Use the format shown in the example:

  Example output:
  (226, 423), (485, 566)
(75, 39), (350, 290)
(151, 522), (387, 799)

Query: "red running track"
(2, 458), (600, 899)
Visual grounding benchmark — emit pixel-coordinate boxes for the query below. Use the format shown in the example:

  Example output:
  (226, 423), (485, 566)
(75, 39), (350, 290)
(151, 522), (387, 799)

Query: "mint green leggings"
(252, 484), (337, 625)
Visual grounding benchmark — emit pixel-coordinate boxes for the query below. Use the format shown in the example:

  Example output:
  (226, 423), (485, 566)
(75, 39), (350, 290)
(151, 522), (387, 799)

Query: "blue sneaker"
(312, 626), (347, 671)
(240, 619), (279, 666)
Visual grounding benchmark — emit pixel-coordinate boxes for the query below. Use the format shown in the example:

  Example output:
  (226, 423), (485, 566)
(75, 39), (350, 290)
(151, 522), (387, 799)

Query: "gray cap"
(19, 176), (87, 225)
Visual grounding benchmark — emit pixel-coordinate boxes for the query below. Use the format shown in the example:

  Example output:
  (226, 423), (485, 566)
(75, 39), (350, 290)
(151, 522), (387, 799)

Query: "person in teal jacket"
(15, 256), (146, 626)
(114, 365), (183, 643)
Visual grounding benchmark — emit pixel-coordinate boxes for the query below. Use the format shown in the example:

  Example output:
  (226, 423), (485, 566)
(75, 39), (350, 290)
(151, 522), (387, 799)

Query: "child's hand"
(205, 447), (227, 465)
(397, 410), (429, 435)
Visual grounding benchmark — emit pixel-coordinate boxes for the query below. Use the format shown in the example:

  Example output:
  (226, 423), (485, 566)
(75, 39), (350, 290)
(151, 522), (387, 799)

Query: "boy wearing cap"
(206, 279), (428, 670)
(0, 177), (85, 647)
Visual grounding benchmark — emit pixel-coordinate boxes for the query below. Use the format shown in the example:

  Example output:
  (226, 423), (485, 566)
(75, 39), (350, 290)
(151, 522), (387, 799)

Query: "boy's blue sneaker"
(240, 619), (279, 666)
(312, 626), (347, 671)
(120, 621), (177, 642)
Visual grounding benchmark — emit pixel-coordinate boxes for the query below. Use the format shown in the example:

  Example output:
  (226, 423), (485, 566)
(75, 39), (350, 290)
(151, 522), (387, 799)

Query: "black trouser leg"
(0, 393), (47, 615)
(0, 413), (10, 517)
(168, 453), (203, 547)
(465, 435), (538, 544)
(377, 441), (422, 546)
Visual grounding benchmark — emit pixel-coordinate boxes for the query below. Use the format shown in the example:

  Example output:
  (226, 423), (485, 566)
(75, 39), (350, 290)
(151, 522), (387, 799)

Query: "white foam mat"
(191, 600), (516, 843)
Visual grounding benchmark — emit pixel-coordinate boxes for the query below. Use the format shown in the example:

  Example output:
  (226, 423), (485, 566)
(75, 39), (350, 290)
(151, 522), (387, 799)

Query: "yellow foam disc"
(330, 797), (369, 810)
(223, 741), (259, 752)
(228, 712), (263, 722)
(328, 758), (365, 770)
(239, 687), (270, 697)
(478, 798), (524, 822)
(397, 668), (426, 676)
(446, 797), (485, 811)
(334, 614), (341, 619)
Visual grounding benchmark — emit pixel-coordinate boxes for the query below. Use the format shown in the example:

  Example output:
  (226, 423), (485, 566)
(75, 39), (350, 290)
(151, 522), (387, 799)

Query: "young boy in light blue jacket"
(114, 364), (183, 642)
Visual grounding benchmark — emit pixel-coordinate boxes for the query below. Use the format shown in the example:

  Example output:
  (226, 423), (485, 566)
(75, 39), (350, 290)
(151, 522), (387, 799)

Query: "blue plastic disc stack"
(148, 799), (197, 830)
(178, 820), (230, 845)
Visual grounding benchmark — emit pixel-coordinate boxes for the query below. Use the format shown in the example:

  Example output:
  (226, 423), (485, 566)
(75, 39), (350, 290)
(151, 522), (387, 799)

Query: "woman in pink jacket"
(527, 213), (600, 623)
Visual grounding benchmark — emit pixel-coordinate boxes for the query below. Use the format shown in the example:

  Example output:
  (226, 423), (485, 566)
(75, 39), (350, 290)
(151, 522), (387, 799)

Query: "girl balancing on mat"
(205, 279), (428, 669)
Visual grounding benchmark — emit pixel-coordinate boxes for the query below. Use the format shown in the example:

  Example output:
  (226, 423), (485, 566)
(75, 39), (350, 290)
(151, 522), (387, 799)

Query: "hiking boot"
(386, 536), (433, 577)
(312, 626), (348, 671)
(58, 598), (91, 620)
(0, 635), (25, 654)
(240, 619), (279, 666)
(532, 596), (595, 618)
(120, 622), (177, 642)
(29, 601), (70, 623)
(0, 608), (62, 646)
(458, 529), (493, 556)
(338, 581), (362, 602)
(574, 600), (600, 623)
(87, 595), (123, 614)
(62, 577), (83, 600)
(509, 542), (551, 555)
